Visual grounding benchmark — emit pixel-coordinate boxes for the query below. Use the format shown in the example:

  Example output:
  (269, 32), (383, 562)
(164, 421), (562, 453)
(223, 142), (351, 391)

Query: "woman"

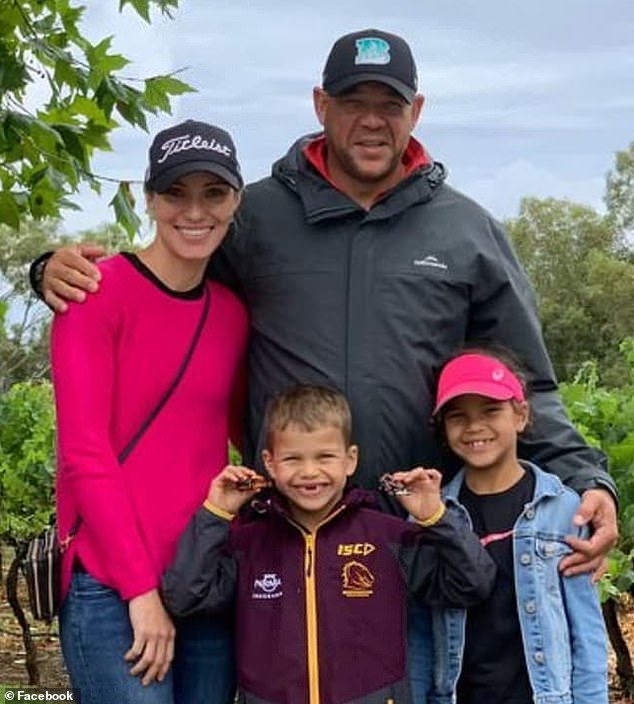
(51, 120), (248, 704)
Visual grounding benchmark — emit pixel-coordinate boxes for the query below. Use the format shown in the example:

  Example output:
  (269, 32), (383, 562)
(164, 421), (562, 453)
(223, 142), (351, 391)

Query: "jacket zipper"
(290, 505), (346, 704)
(344, 225), (355, 397)
(304, 532), (319, 704)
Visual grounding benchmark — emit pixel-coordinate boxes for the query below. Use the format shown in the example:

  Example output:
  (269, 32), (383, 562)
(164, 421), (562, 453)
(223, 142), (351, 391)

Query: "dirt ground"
(1, 561), (633, 701)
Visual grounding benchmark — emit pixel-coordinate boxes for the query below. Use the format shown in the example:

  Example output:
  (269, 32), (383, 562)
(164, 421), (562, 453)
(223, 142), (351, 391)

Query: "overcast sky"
(60, 0), (634, 235)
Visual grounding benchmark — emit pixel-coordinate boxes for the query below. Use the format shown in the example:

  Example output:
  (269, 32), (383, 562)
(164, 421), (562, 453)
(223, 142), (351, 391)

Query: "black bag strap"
(66, 286), (211, 540)
(118, 286), (210, 463)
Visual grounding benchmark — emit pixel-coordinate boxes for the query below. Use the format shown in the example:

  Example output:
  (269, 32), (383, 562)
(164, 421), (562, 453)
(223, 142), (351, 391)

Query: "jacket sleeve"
(468, 216), (615, 499)
(401, 510), (496, 607)
(561, 572), (609, 704)
(161, 506), (238, 618)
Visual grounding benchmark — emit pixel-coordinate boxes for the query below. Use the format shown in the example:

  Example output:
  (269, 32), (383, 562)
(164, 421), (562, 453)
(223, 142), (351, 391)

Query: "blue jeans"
(408, 601), (434, 704)
(60, 572), (236, 704)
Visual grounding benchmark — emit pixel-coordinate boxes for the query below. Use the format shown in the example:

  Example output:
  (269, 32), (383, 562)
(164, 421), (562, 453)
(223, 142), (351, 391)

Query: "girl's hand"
(125, 589), (175, 685)
(207, 465), (270, 515)
(389, 467), (444, 523)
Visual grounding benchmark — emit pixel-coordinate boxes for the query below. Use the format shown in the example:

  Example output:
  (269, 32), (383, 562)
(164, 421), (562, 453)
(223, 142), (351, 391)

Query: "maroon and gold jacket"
(162, 489), (495, 704)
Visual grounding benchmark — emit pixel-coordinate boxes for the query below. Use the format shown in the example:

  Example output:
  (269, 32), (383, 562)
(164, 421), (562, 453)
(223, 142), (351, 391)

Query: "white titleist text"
(158, 134), (232, 163)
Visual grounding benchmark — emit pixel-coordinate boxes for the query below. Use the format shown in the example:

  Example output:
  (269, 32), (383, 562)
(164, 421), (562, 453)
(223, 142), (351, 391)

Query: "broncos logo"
(341, 560), (375, 597)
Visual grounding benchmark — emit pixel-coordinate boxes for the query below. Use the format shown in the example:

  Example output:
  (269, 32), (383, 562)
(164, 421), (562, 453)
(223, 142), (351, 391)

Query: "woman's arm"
(51, 284), (157, 600)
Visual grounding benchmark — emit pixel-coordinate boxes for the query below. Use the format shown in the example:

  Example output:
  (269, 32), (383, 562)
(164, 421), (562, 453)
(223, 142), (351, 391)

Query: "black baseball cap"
(145, 119), (243, 192)
(322, 29), (418, 104)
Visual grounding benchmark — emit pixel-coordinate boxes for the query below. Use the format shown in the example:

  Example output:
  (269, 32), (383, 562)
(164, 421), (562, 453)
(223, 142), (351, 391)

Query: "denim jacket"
(430, 461), (608, 704)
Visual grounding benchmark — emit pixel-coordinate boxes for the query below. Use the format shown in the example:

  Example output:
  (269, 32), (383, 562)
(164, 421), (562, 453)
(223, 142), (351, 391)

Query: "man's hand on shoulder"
(43, 243), (105, 312)
(560, 488), (618, 582)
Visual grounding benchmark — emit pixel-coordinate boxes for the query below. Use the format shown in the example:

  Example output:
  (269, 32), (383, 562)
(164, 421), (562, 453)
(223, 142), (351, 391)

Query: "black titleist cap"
(145, 120), (243, 192)
(322, 29), (418, 103)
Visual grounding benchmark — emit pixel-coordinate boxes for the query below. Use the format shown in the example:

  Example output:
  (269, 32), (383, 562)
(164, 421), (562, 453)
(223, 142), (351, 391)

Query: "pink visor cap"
(433, 353), (525, 415)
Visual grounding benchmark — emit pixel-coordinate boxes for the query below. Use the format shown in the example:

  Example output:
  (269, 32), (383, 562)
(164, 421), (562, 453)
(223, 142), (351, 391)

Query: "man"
(33, 28), (617, 701)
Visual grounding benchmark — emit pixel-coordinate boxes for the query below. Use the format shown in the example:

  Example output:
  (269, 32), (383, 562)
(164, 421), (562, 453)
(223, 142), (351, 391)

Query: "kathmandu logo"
(413, 255), (448, 270)
(355, 37), (391, 66)
(341, 560), (375, 598)
(252, 572), (283, 600)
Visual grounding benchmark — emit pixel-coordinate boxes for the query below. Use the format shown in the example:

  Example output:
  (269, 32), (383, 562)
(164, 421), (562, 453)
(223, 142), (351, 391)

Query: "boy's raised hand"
(389, 467), (445, 524)
(207, 465), (270, 515)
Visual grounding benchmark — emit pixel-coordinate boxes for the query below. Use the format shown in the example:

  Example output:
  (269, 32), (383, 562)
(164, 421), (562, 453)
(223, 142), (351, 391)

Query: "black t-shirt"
(456, 470), (535, 704)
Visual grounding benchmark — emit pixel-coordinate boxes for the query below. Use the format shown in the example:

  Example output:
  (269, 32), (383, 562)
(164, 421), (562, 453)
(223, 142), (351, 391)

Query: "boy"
(162, 384), (495, 704)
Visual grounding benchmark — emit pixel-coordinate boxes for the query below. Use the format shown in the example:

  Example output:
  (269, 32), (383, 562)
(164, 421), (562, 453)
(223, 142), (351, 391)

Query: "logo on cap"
(354, 37), (391, 66)
(157, 133), (233, 165)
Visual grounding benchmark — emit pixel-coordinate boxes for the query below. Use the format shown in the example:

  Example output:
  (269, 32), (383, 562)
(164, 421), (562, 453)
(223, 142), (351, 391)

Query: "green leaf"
(144, 74), (195, 112)
(55, 124), (88, 164)
(70, 96), (111, 125)
(30, 180), (61, 219)
(87, 36), (130, 74)
(29, 119), (65, 154)
(116, 99), (149, 130)
(0, 192), (21, 229)
(109, 181), (142, 239)
(147, 74), (194, 97)
(120, 0), (151, 23)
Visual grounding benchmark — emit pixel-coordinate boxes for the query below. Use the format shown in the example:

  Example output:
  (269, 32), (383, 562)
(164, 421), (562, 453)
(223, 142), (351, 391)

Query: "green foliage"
(0, 0), (194, 236)
(600, 548), (634, 601)
(0, 218), (139, 391)
(507, 198), (634, 385)
(606, 141), (634, 239)
(0, 380), (56, 541)
(560, 339), (634, 600)
(0, 219), (58, 389)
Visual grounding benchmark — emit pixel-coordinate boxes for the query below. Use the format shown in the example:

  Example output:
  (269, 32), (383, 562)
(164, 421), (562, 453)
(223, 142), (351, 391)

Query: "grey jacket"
(213, 133), (613, 514)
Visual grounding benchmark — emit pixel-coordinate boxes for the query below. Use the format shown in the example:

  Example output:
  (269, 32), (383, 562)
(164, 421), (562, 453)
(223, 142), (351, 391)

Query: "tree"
(560, 339), (634, 694)
(606, 141), (634, 242)
(0, 0), (194, 236)
(506, 197), (634, 385)
(0, 380), (56, 684)
(0, 219), (139, 390)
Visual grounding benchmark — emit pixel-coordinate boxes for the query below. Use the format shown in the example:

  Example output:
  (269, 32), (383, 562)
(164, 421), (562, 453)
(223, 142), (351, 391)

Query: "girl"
(430, 349), (608, 704)
(51, 120), (248, 704)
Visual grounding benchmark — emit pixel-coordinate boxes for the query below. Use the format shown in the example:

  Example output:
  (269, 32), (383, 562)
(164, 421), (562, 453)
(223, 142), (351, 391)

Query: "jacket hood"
(270, 132), (447, 224)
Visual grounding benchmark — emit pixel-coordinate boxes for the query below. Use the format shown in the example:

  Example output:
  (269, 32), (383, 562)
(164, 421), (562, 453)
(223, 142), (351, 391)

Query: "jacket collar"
(443, 460), (565, 509)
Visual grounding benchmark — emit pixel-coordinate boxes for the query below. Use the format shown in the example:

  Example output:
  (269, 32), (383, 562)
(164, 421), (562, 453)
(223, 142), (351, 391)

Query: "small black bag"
(23, 525), (63, 622)
(22, 287), (210, 621)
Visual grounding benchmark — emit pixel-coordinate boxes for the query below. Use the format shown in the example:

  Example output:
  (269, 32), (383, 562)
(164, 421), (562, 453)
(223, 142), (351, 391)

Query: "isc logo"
(337, 543), (376, 556)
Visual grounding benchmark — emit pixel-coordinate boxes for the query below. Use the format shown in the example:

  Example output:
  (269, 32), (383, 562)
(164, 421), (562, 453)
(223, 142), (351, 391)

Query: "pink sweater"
(51, 253), (248, 601)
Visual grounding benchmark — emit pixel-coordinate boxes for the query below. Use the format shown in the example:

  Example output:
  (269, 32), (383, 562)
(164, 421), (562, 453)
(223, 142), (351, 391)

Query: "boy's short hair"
(264, 384), (352, 448)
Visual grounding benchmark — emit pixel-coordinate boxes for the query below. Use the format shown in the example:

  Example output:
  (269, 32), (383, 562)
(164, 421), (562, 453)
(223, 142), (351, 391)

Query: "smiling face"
(148, 171), (241, 264)
(442, 394), (529, 481)
(313, 82), (424, 204)
(262, 423), (358, 531)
